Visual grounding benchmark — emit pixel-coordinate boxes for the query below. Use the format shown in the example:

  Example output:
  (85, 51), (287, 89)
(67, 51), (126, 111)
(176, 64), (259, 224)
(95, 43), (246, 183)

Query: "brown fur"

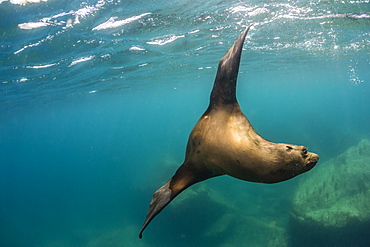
(139, 26), (319, 238)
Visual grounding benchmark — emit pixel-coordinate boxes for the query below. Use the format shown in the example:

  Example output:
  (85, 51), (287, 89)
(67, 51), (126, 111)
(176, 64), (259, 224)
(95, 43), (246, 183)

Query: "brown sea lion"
(139, 25), (319, 238)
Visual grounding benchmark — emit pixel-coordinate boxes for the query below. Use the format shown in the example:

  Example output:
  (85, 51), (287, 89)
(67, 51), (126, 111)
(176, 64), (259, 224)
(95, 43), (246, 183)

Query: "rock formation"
(290, 139), (370, 246)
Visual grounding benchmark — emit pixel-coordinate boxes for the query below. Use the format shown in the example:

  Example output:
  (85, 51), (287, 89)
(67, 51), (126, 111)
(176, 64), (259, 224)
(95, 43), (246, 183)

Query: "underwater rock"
(147, 181), (288, 246)
(290, 139), (370, 246)
(218, 215), (288, 247)
(142, 183), (234, 246)
(205, 184), (289, 247)
(87, 226), (149, 247)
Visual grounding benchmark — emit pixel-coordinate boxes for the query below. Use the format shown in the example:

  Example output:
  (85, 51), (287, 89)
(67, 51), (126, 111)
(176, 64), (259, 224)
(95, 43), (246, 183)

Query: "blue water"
(1, 0), (369, 246)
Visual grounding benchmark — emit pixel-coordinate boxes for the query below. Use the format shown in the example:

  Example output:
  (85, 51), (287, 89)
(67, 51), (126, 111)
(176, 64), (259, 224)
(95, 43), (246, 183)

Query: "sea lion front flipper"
(139, 162), (220, 238)
(210, 24), (252, 107)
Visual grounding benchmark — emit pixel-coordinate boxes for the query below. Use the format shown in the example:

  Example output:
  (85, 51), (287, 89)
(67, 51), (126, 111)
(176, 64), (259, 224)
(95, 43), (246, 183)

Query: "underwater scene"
(1, 0), (369, 246)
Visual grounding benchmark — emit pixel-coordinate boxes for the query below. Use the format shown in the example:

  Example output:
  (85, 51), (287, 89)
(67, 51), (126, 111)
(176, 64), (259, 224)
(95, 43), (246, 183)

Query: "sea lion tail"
(139, 162), (217, 238)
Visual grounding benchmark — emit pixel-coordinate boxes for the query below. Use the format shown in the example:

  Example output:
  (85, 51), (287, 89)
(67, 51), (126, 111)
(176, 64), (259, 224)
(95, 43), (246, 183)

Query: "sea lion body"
(189, 105), (316, 184)
(139, 26), (319, 238)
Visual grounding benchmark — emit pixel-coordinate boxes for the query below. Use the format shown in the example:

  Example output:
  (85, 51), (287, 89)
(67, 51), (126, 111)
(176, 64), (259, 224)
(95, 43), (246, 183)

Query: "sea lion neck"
(209, 25), (251, 108)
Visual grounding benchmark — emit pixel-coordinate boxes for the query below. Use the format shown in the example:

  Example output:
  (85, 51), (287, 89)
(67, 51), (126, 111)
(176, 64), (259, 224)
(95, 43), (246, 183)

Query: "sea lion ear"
(286, 146), (293, 151)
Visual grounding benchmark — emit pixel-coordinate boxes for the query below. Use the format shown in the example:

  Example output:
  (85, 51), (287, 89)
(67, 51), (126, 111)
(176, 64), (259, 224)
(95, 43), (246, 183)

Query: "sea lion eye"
(302, 148), (308, 155)
(286, 146), (293, 150)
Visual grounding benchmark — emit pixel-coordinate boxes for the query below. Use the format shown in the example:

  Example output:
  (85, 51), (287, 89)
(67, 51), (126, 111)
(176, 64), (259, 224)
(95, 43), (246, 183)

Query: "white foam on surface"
(146, 35), (185, 46)
(26, 63), (57, 69)
(92, 13), (151, 31)
(18, 22), (49, 30)
(16, 1), (107, 30)
(1, 0), (48, 5)
(69, 56), (95, 67)
(129, 46), (146, 51)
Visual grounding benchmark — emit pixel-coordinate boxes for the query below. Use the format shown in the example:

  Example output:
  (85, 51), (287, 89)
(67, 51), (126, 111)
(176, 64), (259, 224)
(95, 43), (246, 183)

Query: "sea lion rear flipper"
(210, 25), (252, 107)
(139, 162), (219, 238)
(139, 180), (173, 239)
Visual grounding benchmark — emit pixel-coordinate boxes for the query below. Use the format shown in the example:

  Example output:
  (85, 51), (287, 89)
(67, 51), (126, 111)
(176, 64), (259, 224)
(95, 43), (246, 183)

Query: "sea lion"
(139, 25), (319, 238)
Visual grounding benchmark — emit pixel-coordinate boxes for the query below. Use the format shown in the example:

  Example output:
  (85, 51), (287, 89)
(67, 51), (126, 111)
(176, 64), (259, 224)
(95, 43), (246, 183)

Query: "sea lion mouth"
(306, 161), (317, 171)
(306, 153), (319, 171)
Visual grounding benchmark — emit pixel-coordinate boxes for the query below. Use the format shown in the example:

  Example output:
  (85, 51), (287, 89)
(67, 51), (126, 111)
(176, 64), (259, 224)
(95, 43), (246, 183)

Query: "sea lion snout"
(306, 152), (319, 171)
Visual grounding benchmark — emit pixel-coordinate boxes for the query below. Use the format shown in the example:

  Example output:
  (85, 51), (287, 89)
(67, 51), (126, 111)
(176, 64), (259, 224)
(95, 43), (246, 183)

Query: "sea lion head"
(269, 144), (319, 182)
